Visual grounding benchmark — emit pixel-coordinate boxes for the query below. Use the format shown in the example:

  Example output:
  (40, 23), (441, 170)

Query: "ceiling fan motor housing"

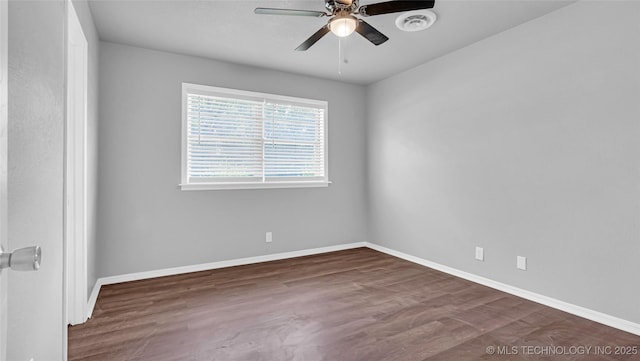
(325, 0), (359, 14)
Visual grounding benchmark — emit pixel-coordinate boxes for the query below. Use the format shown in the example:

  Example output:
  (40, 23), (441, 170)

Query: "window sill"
(179, 181), (331, 191)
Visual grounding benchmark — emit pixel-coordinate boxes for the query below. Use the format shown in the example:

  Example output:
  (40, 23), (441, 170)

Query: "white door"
(0, 0), (10, 358)
(1, 4), (45, 360)
(2, 0), (67, 359)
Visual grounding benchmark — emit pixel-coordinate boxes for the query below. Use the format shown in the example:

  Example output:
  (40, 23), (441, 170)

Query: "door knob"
(0, 246), (41, 271)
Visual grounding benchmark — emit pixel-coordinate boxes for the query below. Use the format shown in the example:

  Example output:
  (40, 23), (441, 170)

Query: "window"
(181, 83), (329, 190)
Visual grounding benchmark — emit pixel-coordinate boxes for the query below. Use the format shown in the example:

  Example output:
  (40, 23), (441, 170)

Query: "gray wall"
(71, 0), (100, 310)
(97, 42), (368, 277)
(367, 1), (640, 323)
(8, 0), (65, 358)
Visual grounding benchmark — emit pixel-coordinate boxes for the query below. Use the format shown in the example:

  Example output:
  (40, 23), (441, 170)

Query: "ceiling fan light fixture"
(329, 15), (357, 37)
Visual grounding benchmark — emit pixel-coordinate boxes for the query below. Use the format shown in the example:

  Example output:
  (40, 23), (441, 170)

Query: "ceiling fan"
(255, 0), (436, 51)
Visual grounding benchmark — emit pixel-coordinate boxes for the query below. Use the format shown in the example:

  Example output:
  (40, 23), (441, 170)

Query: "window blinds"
(184, 85), (327, 186)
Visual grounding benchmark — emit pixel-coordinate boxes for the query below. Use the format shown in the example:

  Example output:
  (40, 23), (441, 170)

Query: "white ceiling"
(88, 0), (575, 84)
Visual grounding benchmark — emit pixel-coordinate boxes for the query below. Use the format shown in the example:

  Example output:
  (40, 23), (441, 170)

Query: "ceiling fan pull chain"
(338, 37), (342, 75)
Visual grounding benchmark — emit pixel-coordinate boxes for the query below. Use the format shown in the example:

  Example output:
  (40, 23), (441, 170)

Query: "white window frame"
(180, 83), (330, 191)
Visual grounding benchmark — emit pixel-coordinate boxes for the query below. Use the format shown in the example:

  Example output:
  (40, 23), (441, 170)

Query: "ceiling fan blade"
(359, 0), (435, 17)
(355, 19), (389, 46)
(254, 8), (328, 17)
(295, 25), (331, 51)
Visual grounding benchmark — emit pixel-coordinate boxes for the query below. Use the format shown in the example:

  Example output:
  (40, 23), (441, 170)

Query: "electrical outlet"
(517, 256), (527, 270)
(265, 232), (272, 243)
(475, 246), (484, 261)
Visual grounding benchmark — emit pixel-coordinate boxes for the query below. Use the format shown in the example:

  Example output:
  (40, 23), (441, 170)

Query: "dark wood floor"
(68, 248), (640, 360)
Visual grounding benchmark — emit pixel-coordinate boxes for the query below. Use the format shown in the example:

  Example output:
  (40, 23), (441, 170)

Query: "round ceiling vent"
(395, 10), (437, 32)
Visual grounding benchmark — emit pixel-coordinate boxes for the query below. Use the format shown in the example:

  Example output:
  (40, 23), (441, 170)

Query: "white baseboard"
(86, 242), (367, 318)
(365, 242), (640, 336)
(86, 279), (102, 319)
